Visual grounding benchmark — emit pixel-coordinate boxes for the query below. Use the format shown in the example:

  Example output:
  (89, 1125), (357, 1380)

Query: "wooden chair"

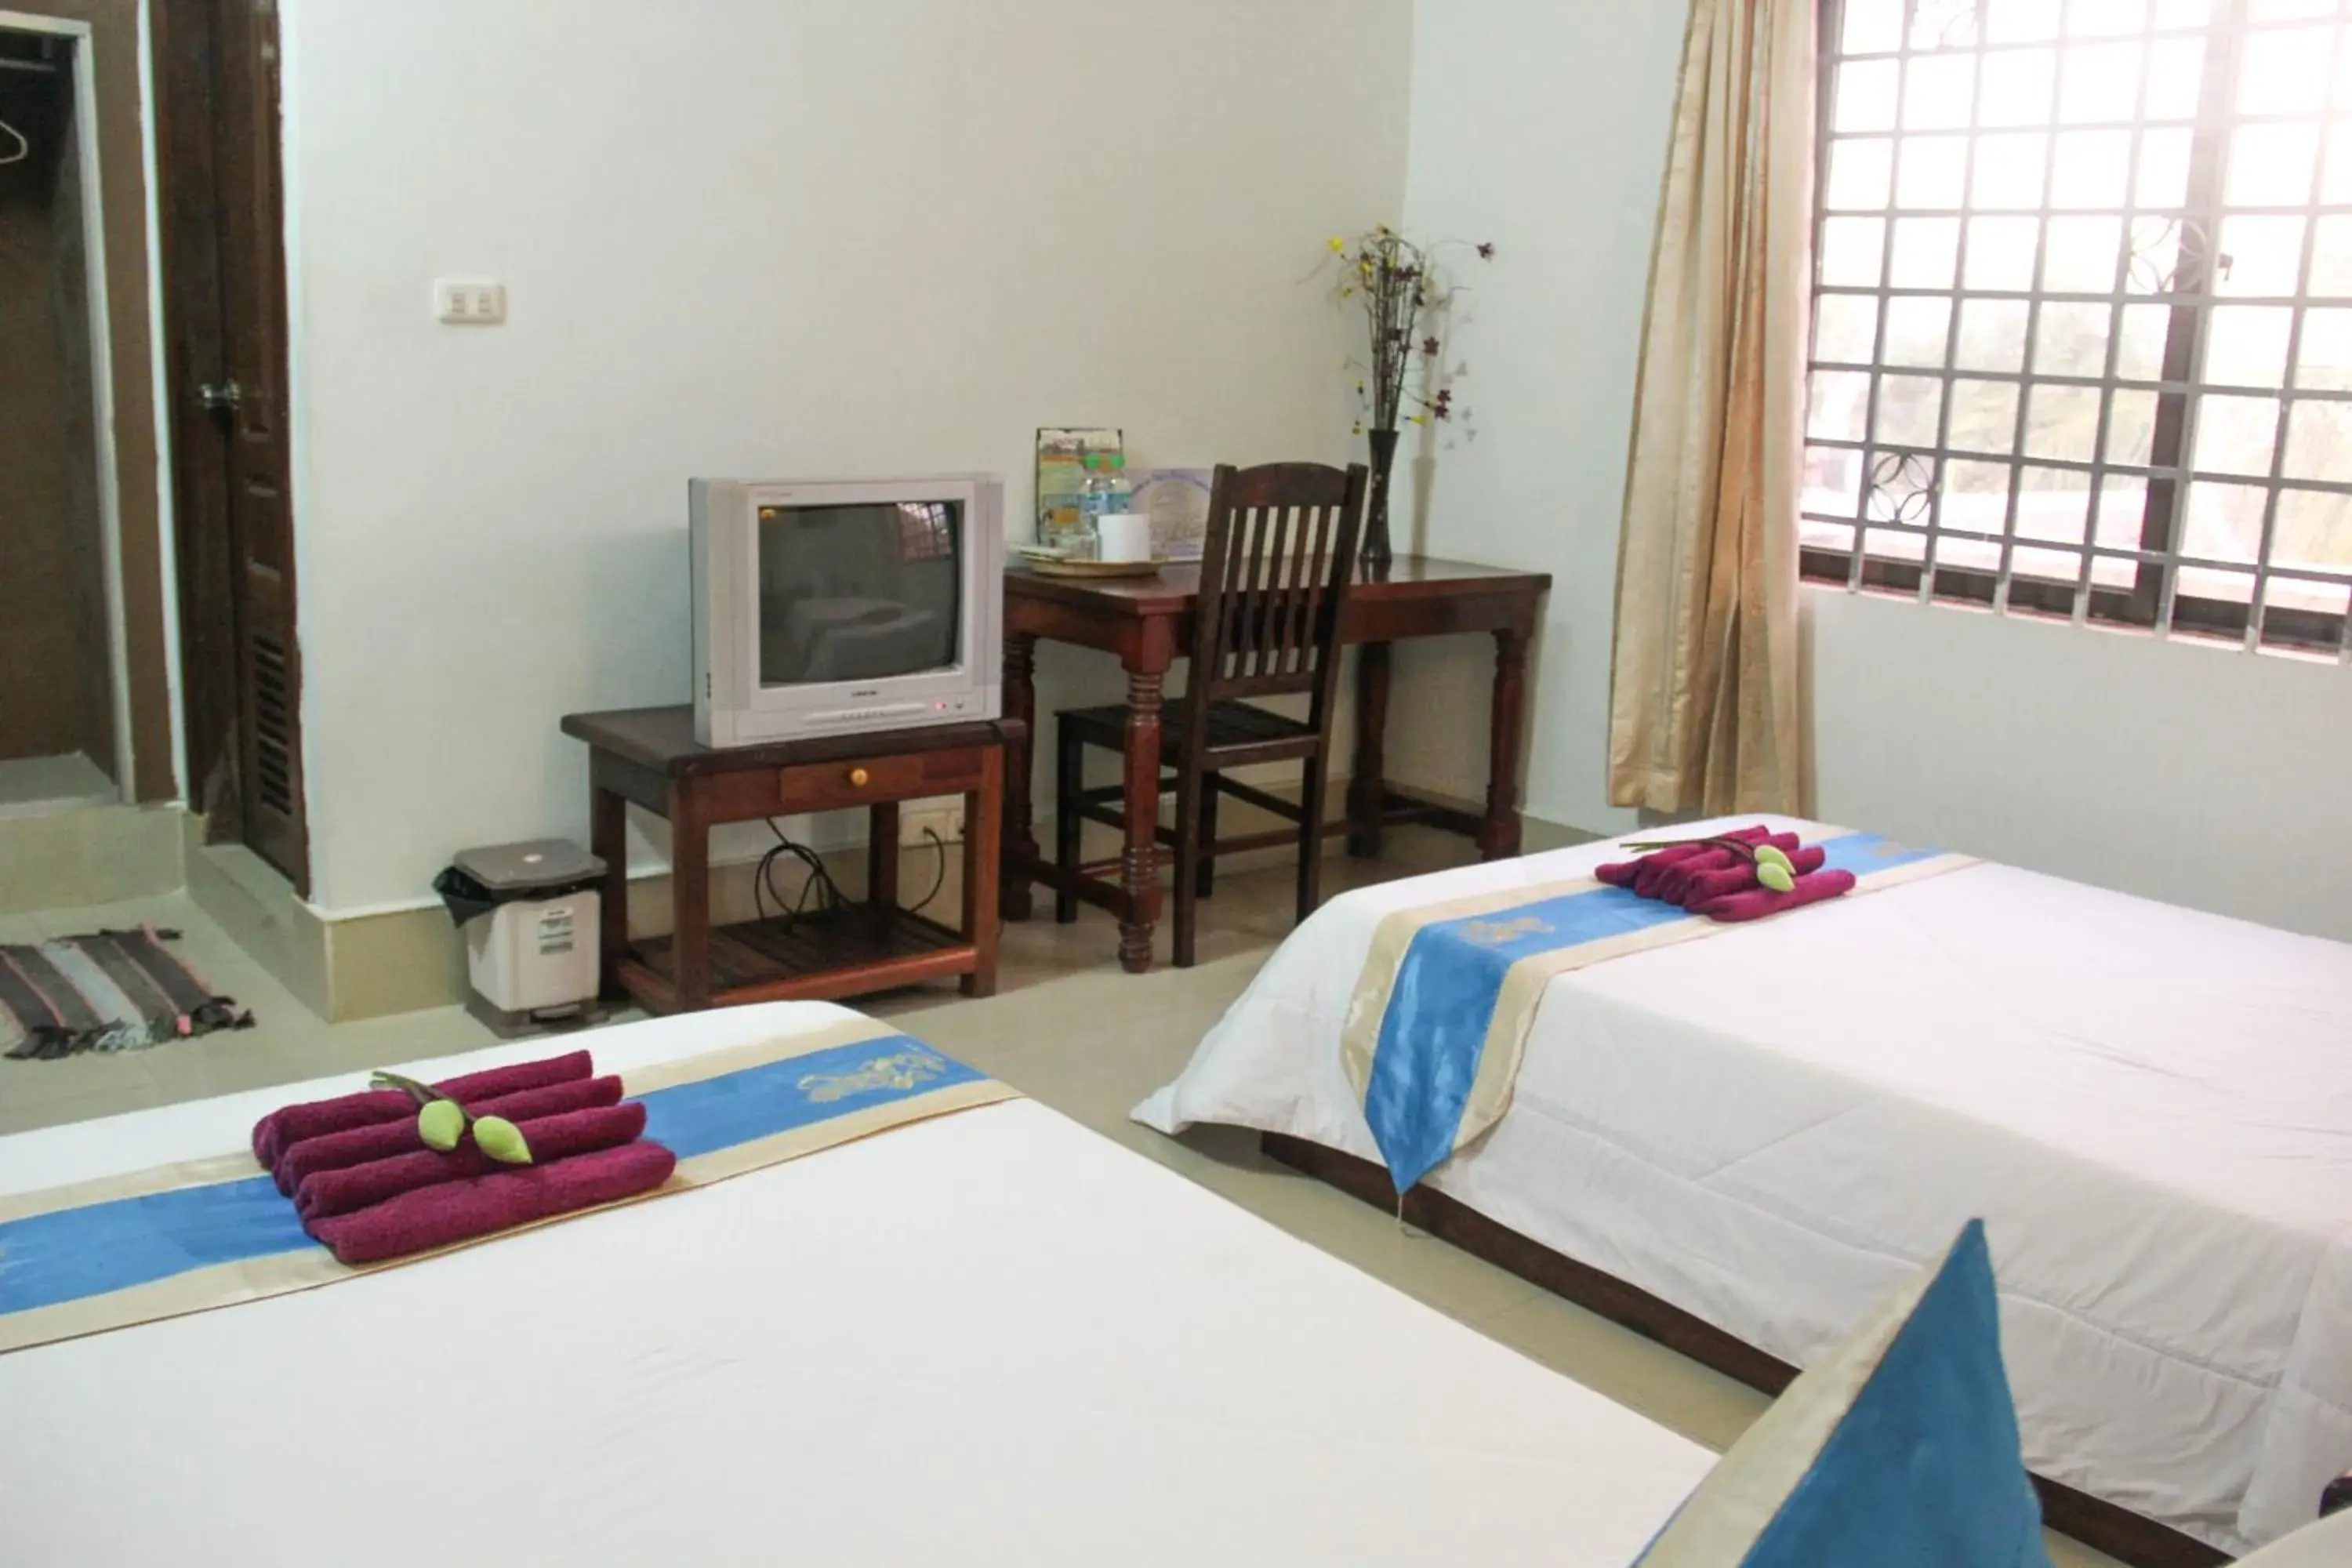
(1054, 461), (1368, 967)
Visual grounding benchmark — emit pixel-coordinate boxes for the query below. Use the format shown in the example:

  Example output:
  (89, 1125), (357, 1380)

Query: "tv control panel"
(810, 695), (976, 728)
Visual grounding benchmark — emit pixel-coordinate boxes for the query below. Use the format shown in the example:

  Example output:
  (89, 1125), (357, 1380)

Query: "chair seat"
(1058, 699), (1315, 758)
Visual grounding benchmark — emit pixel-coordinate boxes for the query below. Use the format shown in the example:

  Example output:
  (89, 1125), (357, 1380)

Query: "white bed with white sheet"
(0, 1001), (1713, 1568)
(1135, 816), (2352, 1556)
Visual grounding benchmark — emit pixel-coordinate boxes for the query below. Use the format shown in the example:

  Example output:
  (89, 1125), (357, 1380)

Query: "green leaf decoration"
(417, 1098), (466, 1152)
(473, 1115), (533, 1166)
(369, 1071), (440, 1108)
(1758, 862), (1796, 894)
(1755, 844), (1794, 875)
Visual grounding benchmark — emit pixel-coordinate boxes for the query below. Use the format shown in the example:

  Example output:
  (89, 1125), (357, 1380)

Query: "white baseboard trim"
(191, 826), (895, 1024)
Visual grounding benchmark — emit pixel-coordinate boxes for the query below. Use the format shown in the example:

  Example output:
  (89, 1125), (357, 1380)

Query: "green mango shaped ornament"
(473, 1115), (533, 1166)
(1758, 862), (1797, 894)
(1755, 844), (1794, 875)
(416, 1098), (466, 1152)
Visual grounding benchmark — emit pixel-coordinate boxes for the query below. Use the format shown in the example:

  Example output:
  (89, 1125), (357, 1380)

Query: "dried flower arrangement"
(1323, 226), (1493, 439)
(1318, 227), (1493, 570)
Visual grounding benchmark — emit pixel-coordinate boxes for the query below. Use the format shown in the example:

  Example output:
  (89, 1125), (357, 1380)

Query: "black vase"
(1362, 426), (1400, 579)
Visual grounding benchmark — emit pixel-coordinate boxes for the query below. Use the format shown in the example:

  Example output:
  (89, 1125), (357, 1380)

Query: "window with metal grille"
(1806, 0), (2352, 655)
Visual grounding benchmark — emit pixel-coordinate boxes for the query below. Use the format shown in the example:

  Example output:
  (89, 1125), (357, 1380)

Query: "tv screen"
(756, 501), (962, 688)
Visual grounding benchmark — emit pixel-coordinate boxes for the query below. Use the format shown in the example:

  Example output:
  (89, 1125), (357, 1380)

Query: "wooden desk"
(1001, 555), (1551, 972)
(560, 706), (1022, 1011)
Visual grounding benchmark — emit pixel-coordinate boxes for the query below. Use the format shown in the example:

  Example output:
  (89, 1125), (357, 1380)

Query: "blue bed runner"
(1340, 832), (1973, 1196)
(0, 1022), (1011, 1353)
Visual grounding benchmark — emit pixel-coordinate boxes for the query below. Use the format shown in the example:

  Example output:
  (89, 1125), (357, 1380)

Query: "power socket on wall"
(434, 280), (507, 324)
(899, 802), (965, 848)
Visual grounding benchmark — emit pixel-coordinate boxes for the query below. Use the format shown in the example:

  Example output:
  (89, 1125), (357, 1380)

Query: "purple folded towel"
(273, 1076), (626, 1197)
(306, 1140), (679, 1265)
(1598, 826), (1770, 893)
(1652, 844), (1755, 905)
(1632, 844), (1721, 898)
(1598, 835), (1721, 887)
(1677, 839), (1824, 908)
(1693, 867), (1857, 922)
(295, 1102), (648, 1221)
(252, 1051), (593, 1166)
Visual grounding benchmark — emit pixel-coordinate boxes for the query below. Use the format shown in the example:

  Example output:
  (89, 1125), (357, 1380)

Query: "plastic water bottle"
(1076, 453), (1132, 559)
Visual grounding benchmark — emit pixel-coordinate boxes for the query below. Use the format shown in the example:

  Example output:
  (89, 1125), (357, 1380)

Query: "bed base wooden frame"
(1261, 1131), (2230, 1568)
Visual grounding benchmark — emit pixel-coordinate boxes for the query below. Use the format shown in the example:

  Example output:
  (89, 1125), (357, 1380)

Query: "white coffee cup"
(1096, 512), (1152, 564)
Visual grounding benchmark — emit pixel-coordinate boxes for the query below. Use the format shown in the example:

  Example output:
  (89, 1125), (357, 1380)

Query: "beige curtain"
(1607, 0), (1813, 816)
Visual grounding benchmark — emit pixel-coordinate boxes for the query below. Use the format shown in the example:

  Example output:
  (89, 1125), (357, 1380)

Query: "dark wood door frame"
(152, 0), (234, 828)
(153, 0), (308, 891)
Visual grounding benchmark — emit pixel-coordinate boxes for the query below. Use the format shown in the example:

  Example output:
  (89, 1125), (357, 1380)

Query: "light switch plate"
(434, 280), (506, 324)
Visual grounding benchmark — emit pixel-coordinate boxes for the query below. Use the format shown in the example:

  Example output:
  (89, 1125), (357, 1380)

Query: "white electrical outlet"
(434, 280), (507, 325)
(899, 803), (965, 848)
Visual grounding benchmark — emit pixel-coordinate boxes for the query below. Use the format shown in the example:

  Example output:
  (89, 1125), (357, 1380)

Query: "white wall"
(1403, 0), (2352, 941)
(279, 0), (1411, 913)
(1396, 0), (1689, 840)
(1811, 593), (2352, 940)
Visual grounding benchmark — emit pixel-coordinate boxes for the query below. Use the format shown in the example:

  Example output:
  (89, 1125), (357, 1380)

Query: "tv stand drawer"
(773, 748), (984, 815)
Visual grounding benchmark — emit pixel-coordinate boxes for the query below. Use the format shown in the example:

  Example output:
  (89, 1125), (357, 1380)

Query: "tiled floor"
(0, 833), (2119, 1567)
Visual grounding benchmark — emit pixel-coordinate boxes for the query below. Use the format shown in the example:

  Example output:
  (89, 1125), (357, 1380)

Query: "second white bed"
(1137, 817), (2352, 1555)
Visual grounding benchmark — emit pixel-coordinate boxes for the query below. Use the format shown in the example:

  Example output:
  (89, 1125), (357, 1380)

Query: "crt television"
(691, 475), (1004, 747)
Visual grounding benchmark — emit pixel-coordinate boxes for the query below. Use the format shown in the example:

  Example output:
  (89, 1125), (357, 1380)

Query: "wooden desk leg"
(1117, 660), (1170, 974)
(1000, 632), (1039, 921)
(590, 775), (629, 999)
(1482, 626), (1531, 861)
(1347, 641), (1392, 858)
(668, 778), (713, 1010)
(962, 746), (1003, 997)
(868, 800), (900, 934)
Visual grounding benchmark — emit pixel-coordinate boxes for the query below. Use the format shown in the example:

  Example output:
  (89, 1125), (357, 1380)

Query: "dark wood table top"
(561, 705), (1026, 779)
(1004, 554), (1552, 618)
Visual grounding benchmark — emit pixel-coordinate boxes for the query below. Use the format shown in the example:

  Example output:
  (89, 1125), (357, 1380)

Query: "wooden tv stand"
(560, 706), (1021, 1013)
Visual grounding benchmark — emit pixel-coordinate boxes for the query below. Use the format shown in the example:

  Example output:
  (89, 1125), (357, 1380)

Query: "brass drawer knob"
(848, 767), (870, 787)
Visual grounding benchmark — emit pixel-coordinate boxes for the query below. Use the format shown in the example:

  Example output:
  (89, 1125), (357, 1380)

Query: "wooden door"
(158, 0), (306, 888)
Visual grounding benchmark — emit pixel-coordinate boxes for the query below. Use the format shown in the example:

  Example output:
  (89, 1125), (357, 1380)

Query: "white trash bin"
(434, 839), (607, 1036)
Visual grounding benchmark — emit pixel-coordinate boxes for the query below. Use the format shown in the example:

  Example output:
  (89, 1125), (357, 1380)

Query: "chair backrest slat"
(1187, 462), (1370, 737)
(1267, 502), (1303, 679)
(1257, 499), (1299, 679)
(1229, 503), (1261, 682)
(1221, 501), (1259, 681)
(1282, 498), (1332, 677)
(1294, 502), (1327, 676)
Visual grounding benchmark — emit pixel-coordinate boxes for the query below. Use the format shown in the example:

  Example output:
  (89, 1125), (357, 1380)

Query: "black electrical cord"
(909, 827), (949, 914)
(752, 819), (849, 931)
(750, 820), (949, 927)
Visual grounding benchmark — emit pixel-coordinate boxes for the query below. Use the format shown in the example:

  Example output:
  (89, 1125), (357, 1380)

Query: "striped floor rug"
(0, 927), (254, 1061)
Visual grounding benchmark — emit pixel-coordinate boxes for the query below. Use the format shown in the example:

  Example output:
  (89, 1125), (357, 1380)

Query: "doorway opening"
(154, 0), (307, 892)
(0, 23), (128, 815)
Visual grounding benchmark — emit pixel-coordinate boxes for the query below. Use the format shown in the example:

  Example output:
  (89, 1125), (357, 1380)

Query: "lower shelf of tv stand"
(617, 906), (976, 1013)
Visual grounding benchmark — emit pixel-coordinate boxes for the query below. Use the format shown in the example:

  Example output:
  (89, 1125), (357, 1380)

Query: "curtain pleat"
(1608, 0), (1814, 816)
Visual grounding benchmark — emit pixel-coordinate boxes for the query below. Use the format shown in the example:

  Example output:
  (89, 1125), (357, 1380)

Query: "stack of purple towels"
(251, 1051), (676, 1265)
(1595, 826), (1854, 922)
